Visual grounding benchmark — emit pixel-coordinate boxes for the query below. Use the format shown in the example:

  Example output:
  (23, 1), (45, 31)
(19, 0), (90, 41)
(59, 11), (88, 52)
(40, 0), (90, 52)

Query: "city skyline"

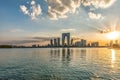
(0, 32), (119, 47)
(0, 0), (120, 46)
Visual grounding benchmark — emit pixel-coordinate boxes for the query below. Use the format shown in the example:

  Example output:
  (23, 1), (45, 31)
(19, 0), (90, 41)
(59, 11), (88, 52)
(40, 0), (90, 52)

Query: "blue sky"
(0, 0), (120, 45)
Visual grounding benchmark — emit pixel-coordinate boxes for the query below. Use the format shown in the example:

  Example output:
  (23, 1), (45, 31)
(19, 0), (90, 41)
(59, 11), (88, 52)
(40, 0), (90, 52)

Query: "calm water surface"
(0, 48), (120, 80)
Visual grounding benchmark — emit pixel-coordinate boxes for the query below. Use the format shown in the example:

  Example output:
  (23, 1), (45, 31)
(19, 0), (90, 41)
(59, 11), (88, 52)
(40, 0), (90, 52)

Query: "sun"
(106, 31), (120, 40)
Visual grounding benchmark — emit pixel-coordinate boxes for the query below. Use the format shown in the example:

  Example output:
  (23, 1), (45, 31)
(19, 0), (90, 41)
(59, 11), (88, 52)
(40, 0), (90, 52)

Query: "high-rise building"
(32, 44), (36, 48)
(71, 39), (73, 46)
(75, 41), (81, 47)
(91, 42), (99, 47)
(62, 33), (70, 47)
(57, 38), (60, 47)
(54, 39), (57, 47)
(81, 39), (86, 47)
(50, 39), (53, 47)
(95, 42), (99, 47)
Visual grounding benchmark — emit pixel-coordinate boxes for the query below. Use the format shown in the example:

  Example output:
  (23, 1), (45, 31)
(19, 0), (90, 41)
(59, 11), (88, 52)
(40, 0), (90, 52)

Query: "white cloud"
(88, 12), (104, 19)
(20, 0), (116, 20)
(47, 0), (81, 20)
(20, 0), (42, 20)
(10, 29), (24, 33)
(31, 0), (36, 5)
(60, 28), (76, 32)
(82, 0), (116, 20)
(20, 5), (29, 15)
(82, 0), (116, 9)
(47, 0), (116, 20)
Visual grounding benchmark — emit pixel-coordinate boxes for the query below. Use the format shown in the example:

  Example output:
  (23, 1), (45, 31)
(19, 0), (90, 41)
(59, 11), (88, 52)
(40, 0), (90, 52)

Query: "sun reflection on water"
(111, 49), (116, 68)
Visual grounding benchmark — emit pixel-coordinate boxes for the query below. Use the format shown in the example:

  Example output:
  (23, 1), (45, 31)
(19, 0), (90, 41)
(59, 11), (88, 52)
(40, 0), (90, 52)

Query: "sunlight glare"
(107, 31), (120, 40)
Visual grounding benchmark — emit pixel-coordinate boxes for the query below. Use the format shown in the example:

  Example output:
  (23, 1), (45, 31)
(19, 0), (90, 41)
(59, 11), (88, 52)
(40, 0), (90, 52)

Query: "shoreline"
(0, 46), (108, 48)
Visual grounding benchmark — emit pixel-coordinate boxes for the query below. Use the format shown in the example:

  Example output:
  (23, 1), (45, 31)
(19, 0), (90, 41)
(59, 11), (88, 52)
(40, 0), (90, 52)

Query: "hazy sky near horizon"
(0, 0), (120, 45)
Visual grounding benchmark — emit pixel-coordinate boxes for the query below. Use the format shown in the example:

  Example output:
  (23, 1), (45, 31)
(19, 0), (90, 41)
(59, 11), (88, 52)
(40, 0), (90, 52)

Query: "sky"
(0, 0), (120, 46)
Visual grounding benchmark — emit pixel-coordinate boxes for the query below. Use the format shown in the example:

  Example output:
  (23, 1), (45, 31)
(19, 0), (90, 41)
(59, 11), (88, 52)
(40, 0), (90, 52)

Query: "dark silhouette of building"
(0, 45), (12, 48)
(32, 44), (37, 48)
(57, 38), (60, 47)
(75, 39), (87, 47)
(81, 39), (86, 47)
(54, 38), (57, 47)
(91, 42), (99, 47)
(75, 41), (81, 47)
(50, 38), (60, 47)
(87, 43), (91, 47)
(50, 39), (53, 47)
(71, 39), (73, 46)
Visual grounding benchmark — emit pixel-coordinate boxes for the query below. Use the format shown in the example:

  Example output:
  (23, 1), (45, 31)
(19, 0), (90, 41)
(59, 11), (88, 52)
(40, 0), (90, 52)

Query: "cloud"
(20, 0), (42, 20)
(20, 5), (29, 14)
(47, 0), (81, 20)
(47, 0), (116, 20)
(88, 12), (104, 19)
(82, 0), (116, 9)
(32, 37), (51, 41)
(0, 37), (51, 45)
(60, 28), (76, 32)
(20, 0), (116, 20)
(82, 0), (116, 20)
(10, 29), (24, 33)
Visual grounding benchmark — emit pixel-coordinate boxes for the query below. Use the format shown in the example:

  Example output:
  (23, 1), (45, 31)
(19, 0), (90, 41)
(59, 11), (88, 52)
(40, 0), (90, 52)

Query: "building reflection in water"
(62, 48), (72, 66)
(62, 48), (71, 61)
(50, 49), (60, 61)
(50, 48), (72, 66)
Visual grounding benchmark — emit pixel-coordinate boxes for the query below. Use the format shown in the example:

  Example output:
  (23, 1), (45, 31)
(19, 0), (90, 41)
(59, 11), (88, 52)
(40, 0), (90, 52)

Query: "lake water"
(0, 48), (120, 80)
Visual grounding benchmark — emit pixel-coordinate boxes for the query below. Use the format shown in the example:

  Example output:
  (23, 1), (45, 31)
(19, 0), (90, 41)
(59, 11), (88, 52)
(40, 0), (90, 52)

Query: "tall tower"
(57, 38), (60, 47)
(50, 39), (53, 47)
(62, 33), (70, 47)
(71, 39), (73, 46)
(54, 38), (57, 47)
(81, 39), (86, 47)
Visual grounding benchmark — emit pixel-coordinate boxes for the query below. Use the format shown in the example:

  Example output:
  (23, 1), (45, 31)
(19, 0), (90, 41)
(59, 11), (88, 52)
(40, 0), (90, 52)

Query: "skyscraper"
(57, 38), (60, 47)
(62, 33), (70, 47)
(54, 39), (57, 47)
(71, 39), (73, 46)
(50, 39), (53, 47)
(81, 39), (86, 47)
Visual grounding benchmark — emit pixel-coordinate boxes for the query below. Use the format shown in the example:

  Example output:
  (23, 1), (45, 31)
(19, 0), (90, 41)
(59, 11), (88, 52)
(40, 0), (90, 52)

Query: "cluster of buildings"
(109, 40), (120, 47)
(50, 33), (99, 47)
(50, 33), (71, 47)
(2, 32), (120, 48)
(75, 39), (99, 47)
(50, 38), (60, 47)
